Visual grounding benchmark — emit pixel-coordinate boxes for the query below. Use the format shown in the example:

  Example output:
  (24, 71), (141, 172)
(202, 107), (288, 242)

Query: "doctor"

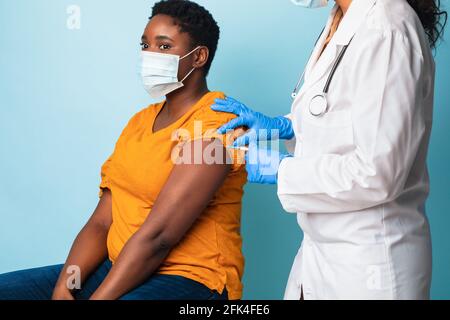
(212, 0), (447, 299)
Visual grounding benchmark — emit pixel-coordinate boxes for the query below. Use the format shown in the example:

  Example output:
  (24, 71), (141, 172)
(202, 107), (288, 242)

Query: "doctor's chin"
(1, 0), (450, 310)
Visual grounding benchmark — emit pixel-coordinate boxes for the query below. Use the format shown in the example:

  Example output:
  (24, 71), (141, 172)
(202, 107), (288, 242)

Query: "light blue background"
(0, 0), (449, 299)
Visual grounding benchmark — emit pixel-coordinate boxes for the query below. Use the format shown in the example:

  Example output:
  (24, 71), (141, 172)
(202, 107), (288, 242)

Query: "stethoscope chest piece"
(309, 94), (328, 117)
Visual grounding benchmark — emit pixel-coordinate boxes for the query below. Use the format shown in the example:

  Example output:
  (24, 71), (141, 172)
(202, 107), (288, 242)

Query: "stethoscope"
(291, 30), (354, 117)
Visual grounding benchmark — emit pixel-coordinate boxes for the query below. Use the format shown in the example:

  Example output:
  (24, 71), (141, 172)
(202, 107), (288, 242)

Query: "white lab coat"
(279, 0), (434, 300)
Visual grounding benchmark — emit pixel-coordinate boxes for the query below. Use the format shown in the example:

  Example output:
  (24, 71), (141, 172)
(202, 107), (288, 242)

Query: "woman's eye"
(140, 42), (149, 50)
(159, 44), (171, 50)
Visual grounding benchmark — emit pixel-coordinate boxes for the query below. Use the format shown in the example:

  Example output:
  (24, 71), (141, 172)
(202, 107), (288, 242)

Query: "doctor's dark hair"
(407, 0), (448, 48)
(150, 0), (220, 75)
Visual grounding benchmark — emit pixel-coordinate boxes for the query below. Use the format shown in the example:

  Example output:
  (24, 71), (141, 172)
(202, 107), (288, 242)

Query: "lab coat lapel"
(294, 6), (337, 103)
(294, 0), (378, 105)
(303, 5), (338, 82)
(303, 39), (338, 97)
(332, 0), (377, 46)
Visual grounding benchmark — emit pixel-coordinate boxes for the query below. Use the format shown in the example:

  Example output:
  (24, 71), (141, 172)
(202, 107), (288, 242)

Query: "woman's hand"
(51, 284), (75, 300)
(211, 97), (294, 147)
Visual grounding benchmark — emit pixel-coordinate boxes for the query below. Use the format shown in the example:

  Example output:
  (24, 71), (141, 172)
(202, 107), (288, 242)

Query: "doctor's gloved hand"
(244, 142), (292, 185)
(211, 97), (294, 148)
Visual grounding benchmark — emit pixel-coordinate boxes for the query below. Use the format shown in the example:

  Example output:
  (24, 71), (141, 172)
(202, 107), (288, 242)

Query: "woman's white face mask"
(140, 46), (200, 98)
(291, 0), (328, 8)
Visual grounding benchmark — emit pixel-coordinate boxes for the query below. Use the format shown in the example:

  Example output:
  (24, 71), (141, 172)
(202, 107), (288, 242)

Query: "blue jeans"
(0, 260), (228, 300)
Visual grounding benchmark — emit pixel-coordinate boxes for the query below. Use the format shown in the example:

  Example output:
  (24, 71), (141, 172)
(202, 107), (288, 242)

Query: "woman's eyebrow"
(141, 34), (174, 43)
(155, 35), (174, 42)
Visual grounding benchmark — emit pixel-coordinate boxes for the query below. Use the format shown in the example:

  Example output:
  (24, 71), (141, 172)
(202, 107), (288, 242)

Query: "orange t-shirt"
(99, 91), (247, 300)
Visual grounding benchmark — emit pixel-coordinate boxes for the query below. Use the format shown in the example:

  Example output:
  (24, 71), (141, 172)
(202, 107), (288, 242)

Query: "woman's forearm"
(54, 190), (113, 297)
(54, 221), (110, 293)
(89, 231), (171, 300)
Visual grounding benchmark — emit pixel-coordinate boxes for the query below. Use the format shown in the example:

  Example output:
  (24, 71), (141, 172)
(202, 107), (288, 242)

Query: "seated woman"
(0, 0), (246, 300)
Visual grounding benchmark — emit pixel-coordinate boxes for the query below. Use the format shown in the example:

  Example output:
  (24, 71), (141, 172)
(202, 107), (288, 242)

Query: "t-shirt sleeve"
(99, 154), (113, 198)
(174, 106), (246, 173)
(98, 107), (150, 198)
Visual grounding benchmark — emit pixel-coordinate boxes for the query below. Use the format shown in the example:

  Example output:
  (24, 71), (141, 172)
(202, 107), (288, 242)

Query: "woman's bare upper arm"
(91, 189), (113, 230)
(138, 139), (232, 245)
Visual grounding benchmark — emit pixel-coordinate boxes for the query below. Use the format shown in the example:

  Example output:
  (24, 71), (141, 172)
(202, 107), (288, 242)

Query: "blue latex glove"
(211, 97), (294, 148)
(245, 142), (292, 185)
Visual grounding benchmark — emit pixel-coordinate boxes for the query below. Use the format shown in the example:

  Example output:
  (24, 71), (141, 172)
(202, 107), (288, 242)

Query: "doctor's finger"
(213, 98), (229, 106)
(217, 117), (248, 134)
(244, 140), (259, 164)
(233, 131), (256, 148)
(211, 102), (242, 115)
(223, 96), (242, 105)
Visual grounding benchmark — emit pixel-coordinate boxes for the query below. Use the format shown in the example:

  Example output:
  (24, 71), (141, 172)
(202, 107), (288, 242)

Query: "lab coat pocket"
(300, 109), (354, 157)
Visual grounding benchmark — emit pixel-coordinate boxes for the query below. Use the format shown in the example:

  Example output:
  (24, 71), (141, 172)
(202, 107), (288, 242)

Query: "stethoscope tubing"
(291, 28), (354, 117)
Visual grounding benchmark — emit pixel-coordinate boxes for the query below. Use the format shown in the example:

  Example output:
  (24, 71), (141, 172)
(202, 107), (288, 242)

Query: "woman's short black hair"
(151, 0), (220, 75)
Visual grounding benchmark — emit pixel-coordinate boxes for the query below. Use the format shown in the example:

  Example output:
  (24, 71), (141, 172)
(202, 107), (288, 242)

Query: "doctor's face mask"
(291, 0), (329, 8)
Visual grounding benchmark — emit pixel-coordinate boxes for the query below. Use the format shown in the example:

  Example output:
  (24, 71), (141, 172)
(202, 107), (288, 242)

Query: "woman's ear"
(193, 46), (210, 69)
